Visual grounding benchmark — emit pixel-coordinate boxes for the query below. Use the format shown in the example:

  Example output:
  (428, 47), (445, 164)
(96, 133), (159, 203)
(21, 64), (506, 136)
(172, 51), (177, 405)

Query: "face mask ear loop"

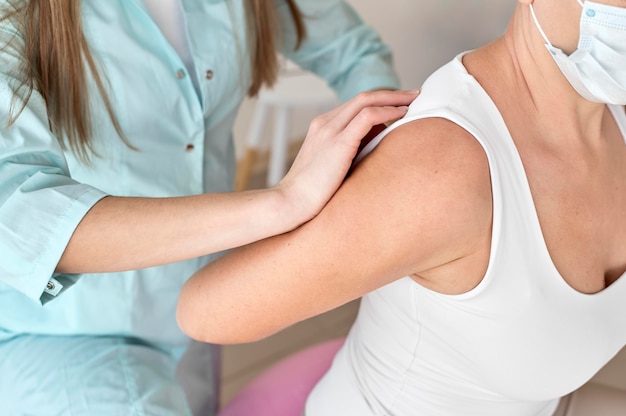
(576, 0), (584, 7)
(529, 4), (553, 47)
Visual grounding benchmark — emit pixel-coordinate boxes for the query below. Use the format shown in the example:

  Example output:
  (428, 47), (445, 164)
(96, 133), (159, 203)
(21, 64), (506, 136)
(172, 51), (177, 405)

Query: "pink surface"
(218, 338), (345, 416)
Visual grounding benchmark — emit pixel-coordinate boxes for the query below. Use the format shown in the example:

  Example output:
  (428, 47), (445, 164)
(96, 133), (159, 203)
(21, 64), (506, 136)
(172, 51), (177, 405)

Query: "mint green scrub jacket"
(0, 0), (399, 414)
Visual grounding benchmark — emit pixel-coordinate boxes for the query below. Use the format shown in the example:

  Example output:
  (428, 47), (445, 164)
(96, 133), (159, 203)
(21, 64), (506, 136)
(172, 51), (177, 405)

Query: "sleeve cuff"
(2, 185), (108, 305)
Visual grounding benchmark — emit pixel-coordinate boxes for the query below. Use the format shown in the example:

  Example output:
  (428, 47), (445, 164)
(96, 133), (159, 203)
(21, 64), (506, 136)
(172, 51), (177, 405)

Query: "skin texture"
(177, 0), (626, 344)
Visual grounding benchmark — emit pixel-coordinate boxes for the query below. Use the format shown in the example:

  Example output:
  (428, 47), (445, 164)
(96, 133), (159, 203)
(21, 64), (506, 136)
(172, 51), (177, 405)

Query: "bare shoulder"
(355, 117), (493, 291)
(371, 116), (488, 171)
(310, 116), (493, 285)
(353, 116), (492, 217)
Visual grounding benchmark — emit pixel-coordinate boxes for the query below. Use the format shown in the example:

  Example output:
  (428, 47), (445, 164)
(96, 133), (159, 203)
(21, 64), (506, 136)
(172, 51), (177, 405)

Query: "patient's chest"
(356, 275), (626, 405)
(508, 106), (626, 296)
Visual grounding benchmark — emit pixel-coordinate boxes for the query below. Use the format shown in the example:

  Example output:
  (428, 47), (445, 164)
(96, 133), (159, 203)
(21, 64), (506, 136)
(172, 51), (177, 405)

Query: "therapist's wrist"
(271, 181), (318, 232)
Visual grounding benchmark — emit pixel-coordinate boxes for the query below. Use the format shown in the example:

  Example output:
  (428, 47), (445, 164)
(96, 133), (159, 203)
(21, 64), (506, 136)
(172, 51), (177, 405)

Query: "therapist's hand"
(277, 89), (418, 223)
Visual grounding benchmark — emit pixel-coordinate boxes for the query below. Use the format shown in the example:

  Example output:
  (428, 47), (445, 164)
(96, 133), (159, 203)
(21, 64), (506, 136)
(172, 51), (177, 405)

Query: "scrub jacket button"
(185, 144), (195, 152)
(205, 70), (214, 80)
(176, 69), (186, 79)
(47, 281), (55, 290)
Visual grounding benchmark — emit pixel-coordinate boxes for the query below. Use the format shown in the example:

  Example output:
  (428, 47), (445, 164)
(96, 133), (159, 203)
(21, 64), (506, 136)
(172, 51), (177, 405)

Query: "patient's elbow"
(176, 300), (202, 341)
(176, 310), (275, 345)
(176, 293), (228, 344)
(176, 290), (274, 345)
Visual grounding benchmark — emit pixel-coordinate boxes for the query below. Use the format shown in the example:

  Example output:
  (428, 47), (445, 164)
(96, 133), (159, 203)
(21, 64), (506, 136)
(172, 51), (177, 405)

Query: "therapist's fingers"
(278, 90), (419, 222)
(330, 103), (407, 151)
(297, 95), (416, 172)
(299, 89), (418, 164)
(314, 89), (418, 134)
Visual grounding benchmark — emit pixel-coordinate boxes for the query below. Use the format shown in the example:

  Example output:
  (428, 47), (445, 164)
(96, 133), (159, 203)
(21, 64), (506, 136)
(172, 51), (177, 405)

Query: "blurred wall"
(346, 0), (516, 89)
(233, 0), (517, 159)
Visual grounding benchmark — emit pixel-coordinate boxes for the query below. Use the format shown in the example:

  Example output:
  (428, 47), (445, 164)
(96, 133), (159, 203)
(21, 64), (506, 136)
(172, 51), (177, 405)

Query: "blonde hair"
(2, 0), (306, 161)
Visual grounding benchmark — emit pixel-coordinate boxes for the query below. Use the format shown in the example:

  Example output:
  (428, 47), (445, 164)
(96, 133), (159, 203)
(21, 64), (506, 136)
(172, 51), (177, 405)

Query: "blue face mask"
(529, 0), (626, 105)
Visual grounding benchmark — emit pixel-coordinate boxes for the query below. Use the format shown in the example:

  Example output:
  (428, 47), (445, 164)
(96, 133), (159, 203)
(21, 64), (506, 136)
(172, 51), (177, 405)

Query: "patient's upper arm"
(178, 117), (493, 343)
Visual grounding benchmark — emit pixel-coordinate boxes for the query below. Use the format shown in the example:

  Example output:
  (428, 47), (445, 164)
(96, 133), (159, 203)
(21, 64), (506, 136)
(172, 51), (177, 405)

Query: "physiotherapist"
(0, 0), (413, 414)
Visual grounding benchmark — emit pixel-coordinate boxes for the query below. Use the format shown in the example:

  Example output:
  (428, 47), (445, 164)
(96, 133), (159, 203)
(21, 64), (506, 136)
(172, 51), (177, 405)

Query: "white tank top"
(306, 54), (626, 416)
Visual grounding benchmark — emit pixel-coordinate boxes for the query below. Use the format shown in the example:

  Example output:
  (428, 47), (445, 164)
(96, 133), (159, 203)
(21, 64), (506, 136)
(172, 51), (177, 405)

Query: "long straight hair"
(1, 0), (306, 161)
(245, 0), (306, 96)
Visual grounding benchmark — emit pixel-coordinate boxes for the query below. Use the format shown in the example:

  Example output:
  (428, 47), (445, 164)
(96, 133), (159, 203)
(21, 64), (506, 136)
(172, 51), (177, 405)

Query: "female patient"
(178, 0), (626, 414)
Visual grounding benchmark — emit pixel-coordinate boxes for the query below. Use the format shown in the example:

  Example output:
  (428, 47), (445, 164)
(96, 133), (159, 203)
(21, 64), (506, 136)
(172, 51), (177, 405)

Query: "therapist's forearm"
(56, 189), (302, 274)
(56, 90), (419, 274)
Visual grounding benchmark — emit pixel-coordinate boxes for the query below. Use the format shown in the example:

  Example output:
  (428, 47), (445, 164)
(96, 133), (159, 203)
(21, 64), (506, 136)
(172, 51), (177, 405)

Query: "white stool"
(235, 68), (339, 191)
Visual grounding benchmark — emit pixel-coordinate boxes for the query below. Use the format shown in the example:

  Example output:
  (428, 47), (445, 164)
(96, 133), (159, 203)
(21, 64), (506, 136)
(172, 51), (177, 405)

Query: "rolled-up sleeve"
(0, 48), (107, 304)
(279, 0), (401, 101)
